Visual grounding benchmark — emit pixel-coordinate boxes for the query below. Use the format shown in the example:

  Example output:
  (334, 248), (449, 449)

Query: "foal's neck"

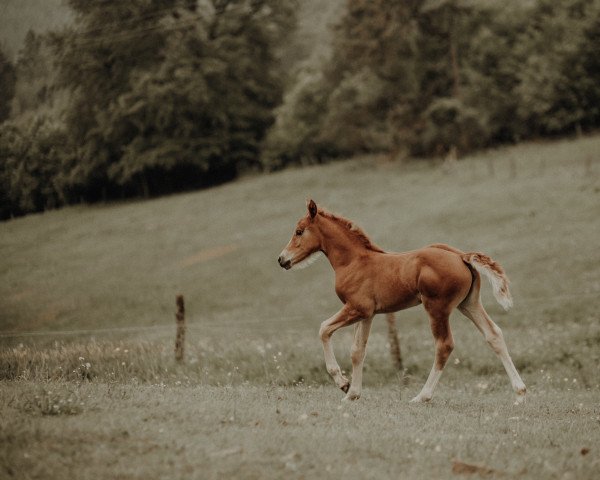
(319, 217), (370, 270)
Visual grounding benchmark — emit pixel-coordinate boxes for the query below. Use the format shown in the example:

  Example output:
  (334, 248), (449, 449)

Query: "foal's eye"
(295, 229), (303, 236)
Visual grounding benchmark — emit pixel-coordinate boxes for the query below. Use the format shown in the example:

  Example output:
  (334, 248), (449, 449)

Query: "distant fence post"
(386, 313), (403, 372)
(175, 295), (185, 363)
(509, 156), (517, 179)
(487, 156), (495, 177)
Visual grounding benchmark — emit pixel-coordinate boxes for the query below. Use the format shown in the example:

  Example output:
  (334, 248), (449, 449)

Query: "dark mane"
(318, 209), (385, 253)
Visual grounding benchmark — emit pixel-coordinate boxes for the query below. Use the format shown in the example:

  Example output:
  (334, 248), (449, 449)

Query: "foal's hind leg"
(410, 300), (454, 403)
(343, 316), (373, 401)
(459, 299), (526, 401)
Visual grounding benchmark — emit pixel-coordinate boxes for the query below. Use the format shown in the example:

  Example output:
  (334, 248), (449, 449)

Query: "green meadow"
(1, 136), (599, 479)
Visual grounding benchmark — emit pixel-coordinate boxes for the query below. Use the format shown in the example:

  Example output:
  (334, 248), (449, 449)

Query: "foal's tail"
(462, 252), (513, 311)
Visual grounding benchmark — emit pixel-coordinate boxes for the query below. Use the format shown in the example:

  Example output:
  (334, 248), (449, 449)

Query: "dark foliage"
(1, 0), (295, 219)
(0, 48), (16, 123)
(3, 0), (600, 218)
(264, 0), (600, 166)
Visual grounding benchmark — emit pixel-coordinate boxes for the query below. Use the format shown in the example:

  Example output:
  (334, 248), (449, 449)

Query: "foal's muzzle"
(278, 255), (292, 270)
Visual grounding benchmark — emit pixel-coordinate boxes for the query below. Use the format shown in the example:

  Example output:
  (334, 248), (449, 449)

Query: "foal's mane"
(317, 209), (385, 253)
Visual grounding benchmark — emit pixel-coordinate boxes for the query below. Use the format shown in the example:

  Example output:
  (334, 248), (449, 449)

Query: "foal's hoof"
(340, 383), (350, 394)
(342, 391), (360, 402)
(409, 395), (431, 404)
(513, 385), (526, 405)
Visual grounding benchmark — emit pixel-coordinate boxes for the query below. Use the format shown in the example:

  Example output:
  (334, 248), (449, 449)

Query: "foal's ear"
(307, 199), (318, 219)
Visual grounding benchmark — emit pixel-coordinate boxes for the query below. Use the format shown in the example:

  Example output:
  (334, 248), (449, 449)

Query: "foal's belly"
(371, 254), (422, 314)
(375, 291), (422, 314)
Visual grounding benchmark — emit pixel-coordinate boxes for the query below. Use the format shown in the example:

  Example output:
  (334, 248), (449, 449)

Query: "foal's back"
(366, 245), (474, 314)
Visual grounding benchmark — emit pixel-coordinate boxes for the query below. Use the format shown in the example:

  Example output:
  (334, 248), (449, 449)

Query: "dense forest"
(1, 0), (600, 219)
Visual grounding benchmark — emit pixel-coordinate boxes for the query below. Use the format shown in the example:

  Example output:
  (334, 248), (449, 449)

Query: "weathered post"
(175, 294), (185, 363)
(386, 313), (403, 372)
(487, 156), (495, 177)
(442, 145), (458, 175)
(509, 156), (517, 179)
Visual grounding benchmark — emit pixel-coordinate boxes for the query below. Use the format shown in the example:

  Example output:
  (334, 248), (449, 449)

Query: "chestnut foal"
(278, 200), (526, 403)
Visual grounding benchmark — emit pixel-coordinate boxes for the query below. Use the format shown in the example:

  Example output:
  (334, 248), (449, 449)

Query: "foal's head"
(278, 199), (323, 270)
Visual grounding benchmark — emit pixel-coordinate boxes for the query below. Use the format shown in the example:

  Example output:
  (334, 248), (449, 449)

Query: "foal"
(278, 200), (526, 403)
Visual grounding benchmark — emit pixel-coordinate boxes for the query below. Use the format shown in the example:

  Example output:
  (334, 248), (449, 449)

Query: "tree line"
(264, 0), (600, 166)
(1, 0), (600, 219)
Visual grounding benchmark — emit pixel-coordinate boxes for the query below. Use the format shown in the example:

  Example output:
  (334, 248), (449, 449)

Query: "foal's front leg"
(319, 305), (363, 393)
(343, 316), (373, 401)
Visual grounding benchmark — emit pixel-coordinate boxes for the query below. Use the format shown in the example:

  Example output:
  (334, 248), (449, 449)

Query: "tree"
(49, 0), (295, 200)
(575, 11), (600, 130)
(2, 0), (296, 217)
(267, 0), (600, 163)
(325, 0), (422, 155)
(513, 0), (600, 136)
(0, 115), (74, 219)
(49, 0), (181, 201)
(0, 47), (16, 123)
(261, 65), (331, 169)
(264, 16), (414, 168)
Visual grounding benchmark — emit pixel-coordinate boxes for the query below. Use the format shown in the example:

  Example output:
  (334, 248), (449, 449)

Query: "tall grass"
(2, 318), (598, 391)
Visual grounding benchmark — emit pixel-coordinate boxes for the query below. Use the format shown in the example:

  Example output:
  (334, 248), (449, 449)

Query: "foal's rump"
(428, 243), (513, 311)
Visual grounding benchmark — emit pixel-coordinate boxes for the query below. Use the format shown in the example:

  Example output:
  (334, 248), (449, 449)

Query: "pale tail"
(462, 252), (513, 310)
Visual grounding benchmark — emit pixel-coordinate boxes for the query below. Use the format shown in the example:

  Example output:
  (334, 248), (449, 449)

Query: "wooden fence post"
(509, 156), (517, 179)
(175, 294), (185, 363)
(386, 313), (403, 372)
(487, 156), (495, 177)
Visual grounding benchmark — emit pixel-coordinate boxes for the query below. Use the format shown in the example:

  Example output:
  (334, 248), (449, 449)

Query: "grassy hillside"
(2, 133), (599, 385)
(1, 136), (599, 479)
(1, 135), (598, 335)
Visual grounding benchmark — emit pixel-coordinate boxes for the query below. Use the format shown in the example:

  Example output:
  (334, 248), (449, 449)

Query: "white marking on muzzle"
(279, 249), (293, 263)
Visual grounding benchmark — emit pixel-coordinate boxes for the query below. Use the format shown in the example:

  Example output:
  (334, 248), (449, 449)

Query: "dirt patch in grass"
(179, 244), (238, 267)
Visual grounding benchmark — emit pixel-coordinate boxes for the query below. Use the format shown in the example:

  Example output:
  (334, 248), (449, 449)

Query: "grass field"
(1, 136), (599, 479)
